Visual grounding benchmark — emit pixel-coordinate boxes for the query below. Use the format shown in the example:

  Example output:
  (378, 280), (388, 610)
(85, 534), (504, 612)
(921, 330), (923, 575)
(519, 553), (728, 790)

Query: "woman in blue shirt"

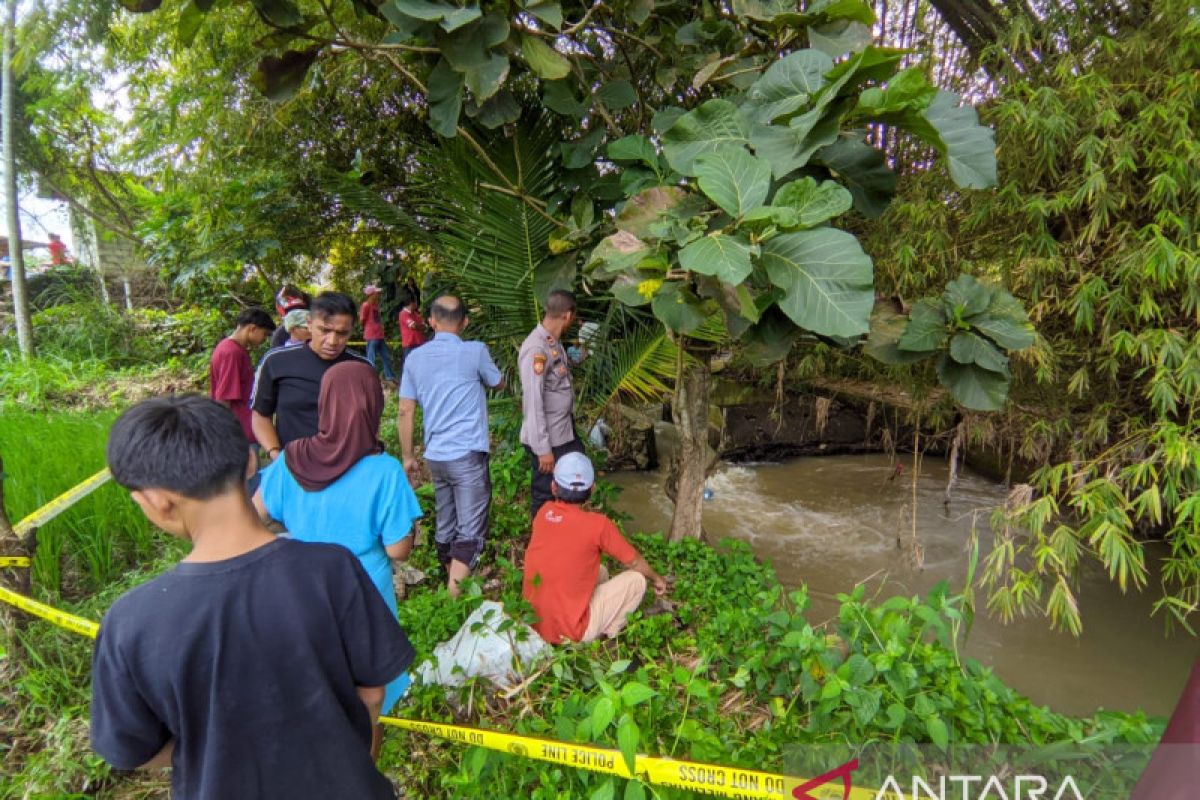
(254, 361), (421, 751)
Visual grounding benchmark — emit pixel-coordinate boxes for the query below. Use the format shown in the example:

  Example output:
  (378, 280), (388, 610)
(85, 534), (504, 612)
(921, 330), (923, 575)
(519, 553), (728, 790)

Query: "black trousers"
(526, 436), (585, 519)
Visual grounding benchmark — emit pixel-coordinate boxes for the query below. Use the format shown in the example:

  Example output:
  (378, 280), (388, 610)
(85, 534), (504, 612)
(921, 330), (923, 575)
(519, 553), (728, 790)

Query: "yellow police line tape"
(0, 556), (31, 568)
(0, 583), (894, 800)
(380, 717), (887, 800)
(0, 584), (100, 638)
(13, 468), (112, 536)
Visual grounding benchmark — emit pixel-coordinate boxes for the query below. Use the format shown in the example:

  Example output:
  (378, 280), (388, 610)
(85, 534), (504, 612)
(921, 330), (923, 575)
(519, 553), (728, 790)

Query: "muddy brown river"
(607, 452), (1197, 718)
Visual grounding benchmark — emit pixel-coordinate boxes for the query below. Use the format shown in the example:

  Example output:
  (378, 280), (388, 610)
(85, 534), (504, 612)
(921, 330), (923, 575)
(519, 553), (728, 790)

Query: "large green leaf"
(773, 177), (853, 227)
(855, 68), (938, 117)
(178, 1), (205, 46)
(521, 35), (570, 79)
(252, 0), (302, 27)
(744, 49), (833, 124)
(616, 187), (689, 238)
(391, 0), (473, 24)
(949, 331), (1009, 373)
(611, 273), (655, 307)
(651, 282), (708, 333)
(679, 234), (757, 284)
(521, 0), (562, 29)
(693, 148), (771, 217)
(920, 90), (997, 190)
(426, 58), (464, 137)
(750, 103), (844, 179)
(588, 231), (652, 276)
(661, 100), (751, 176)
(739, 306), (802, 366)
(607, 136), (659, 170)
(730, 0), (794, 22)
(469, 90), (520, 128)
(543, 80), (589, 117)
(697, 275), (762, 331)
(937, 355), (1010, 411)
(972, 289), (1035, 350)
(760, 228), (874, 337)
(864, 301), (930, 364)
(439, 15), (510, 99)
(808, 19), (872, 59)
(560, 128), (605, 169)
(942, 273), (991, 318)
(814, 134), (896, 217)
(897, 299), (948, 352)
(598, 81), (637, 110)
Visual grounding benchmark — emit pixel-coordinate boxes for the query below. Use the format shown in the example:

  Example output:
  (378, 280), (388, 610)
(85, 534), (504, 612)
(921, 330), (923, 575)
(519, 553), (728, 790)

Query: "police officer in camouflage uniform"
(519, 289), (586, 518)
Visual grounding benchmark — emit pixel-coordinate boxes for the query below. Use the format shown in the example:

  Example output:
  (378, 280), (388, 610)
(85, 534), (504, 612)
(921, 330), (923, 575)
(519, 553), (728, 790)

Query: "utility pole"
(3, 0), (32, 358)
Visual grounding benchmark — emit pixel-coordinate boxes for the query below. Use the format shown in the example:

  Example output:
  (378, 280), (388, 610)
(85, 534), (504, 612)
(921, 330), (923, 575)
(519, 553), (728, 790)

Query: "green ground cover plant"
(0, 413), (1162, 799)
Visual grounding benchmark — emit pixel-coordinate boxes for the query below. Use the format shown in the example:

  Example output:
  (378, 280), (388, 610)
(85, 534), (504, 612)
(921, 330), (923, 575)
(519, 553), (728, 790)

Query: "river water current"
(607, 451), (1197, 717)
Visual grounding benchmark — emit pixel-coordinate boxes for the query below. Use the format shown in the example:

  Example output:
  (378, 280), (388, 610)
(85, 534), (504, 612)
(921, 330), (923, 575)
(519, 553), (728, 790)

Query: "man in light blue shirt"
(398, 295), (504, 597)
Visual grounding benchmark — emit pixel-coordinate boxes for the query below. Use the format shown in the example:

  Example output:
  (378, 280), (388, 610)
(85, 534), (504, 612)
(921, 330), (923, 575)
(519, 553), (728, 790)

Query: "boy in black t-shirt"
(91, 395), (413, 800)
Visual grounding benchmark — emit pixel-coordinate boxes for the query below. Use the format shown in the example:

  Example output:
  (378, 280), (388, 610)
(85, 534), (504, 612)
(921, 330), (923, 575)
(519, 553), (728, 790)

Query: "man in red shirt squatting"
(522, 452), (667, 643)
(209, 308), (275, 445)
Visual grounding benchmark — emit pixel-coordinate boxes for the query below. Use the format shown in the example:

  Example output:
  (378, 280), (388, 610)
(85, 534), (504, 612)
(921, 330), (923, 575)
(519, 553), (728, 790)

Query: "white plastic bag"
(414, 601), (550, 690)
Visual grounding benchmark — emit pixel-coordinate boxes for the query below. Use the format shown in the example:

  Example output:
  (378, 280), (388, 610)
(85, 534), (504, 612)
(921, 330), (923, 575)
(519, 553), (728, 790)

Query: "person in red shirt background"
(522, 452), (667, 644)
(398, 293), (428, 375)
(48, 233), (70, 265)
(359, 285), (396, 382)
(210, 308), (275, 445)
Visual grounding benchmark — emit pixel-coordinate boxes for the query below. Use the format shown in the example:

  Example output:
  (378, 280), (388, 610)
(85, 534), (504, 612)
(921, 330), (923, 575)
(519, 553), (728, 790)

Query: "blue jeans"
(427, 451), (491, 569)
(365, 339), (396, 380)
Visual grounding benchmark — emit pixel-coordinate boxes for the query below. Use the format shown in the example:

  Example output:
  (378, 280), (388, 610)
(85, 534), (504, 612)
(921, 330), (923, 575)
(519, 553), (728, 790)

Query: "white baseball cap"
(553, 452), (595, 491)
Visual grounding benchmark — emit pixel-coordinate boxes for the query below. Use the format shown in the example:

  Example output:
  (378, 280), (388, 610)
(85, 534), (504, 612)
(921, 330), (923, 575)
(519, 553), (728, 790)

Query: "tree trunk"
(667, 347), (713, 542)
(3, 0), (32, 358)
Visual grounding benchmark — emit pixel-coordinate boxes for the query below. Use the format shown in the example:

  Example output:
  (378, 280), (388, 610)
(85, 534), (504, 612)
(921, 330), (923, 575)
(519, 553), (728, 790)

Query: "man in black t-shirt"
(251, 291), (367, 457)
(92, 395), (413, 800)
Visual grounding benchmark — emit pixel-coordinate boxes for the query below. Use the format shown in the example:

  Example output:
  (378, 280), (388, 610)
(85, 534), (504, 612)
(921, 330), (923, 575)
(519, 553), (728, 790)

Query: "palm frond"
(318, 169), (430, 241)
(412, 115), (564, 373)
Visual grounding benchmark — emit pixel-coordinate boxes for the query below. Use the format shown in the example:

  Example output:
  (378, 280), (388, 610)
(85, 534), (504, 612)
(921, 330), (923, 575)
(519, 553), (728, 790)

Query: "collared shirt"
(518, 324), (576, 455)
(399, 332), (502, 461)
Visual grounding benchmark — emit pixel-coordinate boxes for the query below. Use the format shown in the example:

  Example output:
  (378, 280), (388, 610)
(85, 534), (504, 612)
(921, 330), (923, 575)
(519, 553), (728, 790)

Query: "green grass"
(0, 410), (170, 598)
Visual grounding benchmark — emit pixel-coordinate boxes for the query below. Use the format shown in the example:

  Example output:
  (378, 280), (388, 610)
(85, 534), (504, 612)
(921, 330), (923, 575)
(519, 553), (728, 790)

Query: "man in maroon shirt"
(359, 285), (396, 382)
(210, 308), (275, 445)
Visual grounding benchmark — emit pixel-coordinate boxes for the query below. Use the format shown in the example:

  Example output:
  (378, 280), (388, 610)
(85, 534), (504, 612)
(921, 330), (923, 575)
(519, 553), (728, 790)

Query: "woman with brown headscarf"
(253, 361), (422, 727)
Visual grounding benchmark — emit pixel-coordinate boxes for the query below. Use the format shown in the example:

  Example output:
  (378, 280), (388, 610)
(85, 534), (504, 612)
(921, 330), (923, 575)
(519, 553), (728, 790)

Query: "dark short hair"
(235, 308), (276, 331)
(555, 486), (592, 505)
(310, 291), (356, 320)
(430, 296), (465, 325)
(107, 395), (249, 500)
(545, 289), (576, 316)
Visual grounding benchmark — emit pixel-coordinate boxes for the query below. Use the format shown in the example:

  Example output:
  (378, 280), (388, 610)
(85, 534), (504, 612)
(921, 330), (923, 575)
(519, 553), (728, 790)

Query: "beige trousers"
(581, 567), (648, 642)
